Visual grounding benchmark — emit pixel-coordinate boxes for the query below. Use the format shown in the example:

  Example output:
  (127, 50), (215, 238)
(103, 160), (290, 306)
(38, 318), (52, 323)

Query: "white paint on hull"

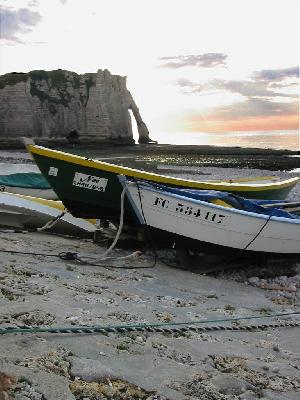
(0, 185), (57, 200)
(0, 192), (95, 235)
(125, 183), (300, 254)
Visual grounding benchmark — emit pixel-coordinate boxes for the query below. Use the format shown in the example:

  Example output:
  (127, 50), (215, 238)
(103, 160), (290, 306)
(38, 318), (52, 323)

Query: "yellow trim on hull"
(3, 191), (96, 224)
(4, 191), (64, 210)
(28, 145), (299, 193)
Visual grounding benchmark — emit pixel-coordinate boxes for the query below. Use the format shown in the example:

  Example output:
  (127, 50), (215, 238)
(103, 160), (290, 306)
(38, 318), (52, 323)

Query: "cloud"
(0, 6), (42, 42)
(175, 78), (206, 94)
(215, 80), (276, 98)
(170, 64), (299, 132)
(212, 97), (298, 119)
(174, 67), (298, 99)
(170, 97), (299, 133)
(254, 66), (299, 81)
(159, 53), (227, 69)
(174, 78), (278, 98)
(28, 1), (39, 6)
(214, 79), (298, 99)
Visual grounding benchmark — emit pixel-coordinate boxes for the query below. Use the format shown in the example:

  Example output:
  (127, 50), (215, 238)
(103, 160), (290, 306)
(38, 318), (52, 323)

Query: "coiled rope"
(1, 311), (299, 336)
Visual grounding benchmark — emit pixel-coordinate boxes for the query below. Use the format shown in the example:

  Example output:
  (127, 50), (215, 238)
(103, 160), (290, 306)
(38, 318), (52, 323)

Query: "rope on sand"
(1, 311), (299, 336)
(36, 209), (67, 231)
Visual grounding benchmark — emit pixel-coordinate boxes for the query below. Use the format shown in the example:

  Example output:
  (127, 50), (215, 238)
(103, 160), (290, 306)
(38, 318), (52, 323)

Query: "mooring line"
(1, 311), (299, 336)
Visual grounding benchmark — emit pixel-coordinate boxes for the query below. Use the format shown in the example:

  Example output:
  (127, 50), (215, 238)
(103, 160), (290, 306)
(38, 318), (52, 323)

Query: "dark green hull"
(31, 154), (138, 223)
(29, 145), (299, 224)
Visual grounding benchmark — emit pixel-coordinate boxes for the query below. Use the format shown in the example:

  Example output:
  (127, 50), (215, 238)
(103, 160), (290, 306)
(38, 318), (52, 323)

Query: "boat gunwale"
(28, 145), (299, 193)
(1, 191), (64, 210)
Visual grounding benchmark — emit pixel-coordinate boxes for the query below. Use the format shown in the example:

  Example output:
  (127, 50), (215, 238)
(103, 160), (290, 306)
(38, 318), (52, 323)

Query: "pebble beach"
(0, 146), (300, 400)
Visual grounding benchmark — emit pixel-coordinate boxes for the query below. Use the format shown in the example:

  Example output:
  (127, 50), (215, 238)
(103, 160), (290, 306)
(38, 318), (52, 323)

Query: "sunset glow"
(0, 0), (299, 146)
(162, 113), (300, 133)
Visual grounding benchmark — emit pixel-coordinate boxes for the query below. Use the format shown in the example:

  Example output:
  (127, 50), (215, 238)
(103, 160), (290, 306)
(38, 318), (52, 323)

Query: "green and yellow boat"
(27, 144), (299, 224)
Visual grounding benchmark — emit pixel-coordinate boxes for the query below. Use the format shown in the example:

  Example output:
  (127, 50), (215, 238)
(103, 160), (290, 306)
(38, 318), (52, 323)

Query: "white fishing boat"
(122, 178), (300, 256)
(0, 172), (57, 199)
(0, 192), (95, 236)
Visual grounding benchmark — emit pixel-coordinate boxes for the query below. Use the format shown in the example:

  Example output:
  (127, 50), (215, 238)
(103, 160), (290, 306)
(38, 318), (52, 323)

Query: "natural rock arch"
(128, 101), (156, 144)
(0, 69), (156, 146)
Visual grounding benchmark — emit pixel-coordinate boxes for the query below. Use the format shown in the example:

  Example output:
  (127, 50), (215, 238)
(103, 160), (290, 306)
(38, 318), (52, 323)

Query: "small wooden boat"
(122, 178), (300, 256)
(26, 144), (299, 225)
(0, 192), (95, 236)
(0, 172), (57, 199)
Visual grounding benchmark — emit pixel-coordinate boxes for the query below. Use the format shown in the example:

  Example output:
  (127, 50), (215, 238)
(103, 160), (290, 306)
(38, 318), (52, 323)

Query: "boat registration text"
(153, 196), (226, 224)
(73, 172), (108, 192)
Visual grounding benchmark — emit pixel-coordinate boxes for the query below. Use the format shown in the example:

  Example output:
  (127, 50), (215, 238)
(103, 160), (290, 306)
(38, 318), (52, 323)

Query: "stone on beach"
(68, 356), (123, 383)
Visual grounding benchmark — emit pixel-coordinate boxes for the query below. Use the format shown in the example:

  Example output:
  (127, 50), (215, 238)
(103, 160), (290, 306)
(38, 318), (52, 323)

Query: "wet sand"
(0, 143), (299, 171)
(0, 231), (300, 399)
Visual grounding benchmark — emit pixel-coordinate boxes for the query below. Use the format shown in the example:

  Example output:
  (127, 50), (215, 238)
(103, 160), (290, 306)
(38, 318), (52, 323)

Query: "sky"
(0, 0), (299, 144)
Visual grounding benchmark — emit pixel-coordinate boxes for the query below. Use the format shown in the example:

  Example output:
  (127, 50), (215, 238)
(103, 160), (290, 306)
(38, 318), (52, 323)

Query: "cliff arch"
(0, 69), (156, 146)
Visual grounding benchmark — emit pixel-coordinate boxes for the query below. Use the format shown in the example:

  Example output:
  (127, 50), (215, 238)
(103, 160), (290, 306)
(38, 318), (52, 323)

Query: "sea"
(150, 130), (299, 152)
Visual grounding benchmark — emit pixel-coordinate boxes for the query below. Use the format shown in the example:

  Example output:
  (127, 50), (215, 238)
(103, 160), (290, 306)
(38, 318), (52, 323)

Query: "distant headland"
(0, 69), (157, 149)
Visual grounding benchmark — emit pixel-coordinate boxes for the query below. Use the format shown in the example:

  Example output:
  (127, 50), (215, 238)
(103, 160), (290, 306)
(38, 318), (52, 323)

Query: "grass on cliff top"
(0, 72), (27, 89)
(0, 70), (96, 90)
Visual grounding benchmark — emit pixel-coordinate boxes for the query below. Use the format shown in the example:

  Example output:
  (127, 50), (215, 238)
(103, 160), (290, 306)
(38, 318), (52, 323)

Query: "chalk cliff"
(0, 69), (153, 147)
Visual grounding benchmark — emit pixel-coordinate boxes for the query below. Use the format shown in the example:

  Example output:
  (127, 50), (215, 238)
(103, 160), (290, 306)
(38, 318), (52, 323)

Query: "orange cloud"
(189, 115), (299, 132)
(159, 109), (299, 133)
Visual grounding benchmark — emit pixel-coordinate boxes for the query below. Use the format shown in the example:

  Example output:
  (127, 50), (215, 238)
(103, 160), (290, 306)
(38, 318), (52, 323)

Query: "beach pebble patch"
(170, 373), (231, 399)
(69, 377), (153, 400)
(16, 348), (71, 377)
(13, 310), (55, 327)
(7, 377), (44, 400)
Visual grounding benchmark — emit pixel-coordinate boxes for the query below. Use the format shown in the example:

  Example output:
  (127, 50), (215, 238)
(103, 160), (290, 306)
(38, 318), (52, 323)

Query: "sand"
(0, 148), (299, 399)
(0, 228), (299, 399)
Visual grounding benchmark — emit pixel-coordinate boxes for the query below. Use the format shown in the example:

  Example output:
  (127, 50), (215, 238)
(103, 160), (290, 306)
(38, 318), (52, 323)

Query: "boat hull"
(0, 185), (57, 200)
(125, 183), (300, 255)
(0, 172), (57, 199)
(0, 192), (95, 236)
(28, 145), (299, 224)
(139, 226), (300, 258)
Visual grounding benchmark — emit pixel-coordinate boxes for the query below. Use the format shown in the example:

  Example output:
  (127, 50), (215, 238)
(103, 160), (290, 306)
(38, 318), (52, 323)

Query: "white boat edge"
(120, 177), (300, 255)
(0, 192), (95, 235)
(0, 185), (57, 200)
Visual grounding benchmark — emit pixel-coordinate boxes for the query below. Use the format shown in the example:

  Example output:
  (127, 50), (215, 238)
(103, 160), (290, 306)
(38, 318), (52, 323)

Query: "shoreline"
(0, 140), (298, 154)
(0, 143), (299, 171)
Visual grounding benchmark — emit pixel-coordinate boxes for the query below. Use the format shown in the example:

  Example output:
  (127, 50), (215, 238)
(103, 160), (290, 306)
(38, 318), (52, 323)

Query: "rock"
(210, 375), (251, 396)
(68, 356), (123, 383)
(0, 69), (153, 147)
(13, 381), (43, 400)
(259, 389), (293, 399)
(15, 395), (31, 400)
(239, 391), (257, 400)
(248, 277), (260, 285)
